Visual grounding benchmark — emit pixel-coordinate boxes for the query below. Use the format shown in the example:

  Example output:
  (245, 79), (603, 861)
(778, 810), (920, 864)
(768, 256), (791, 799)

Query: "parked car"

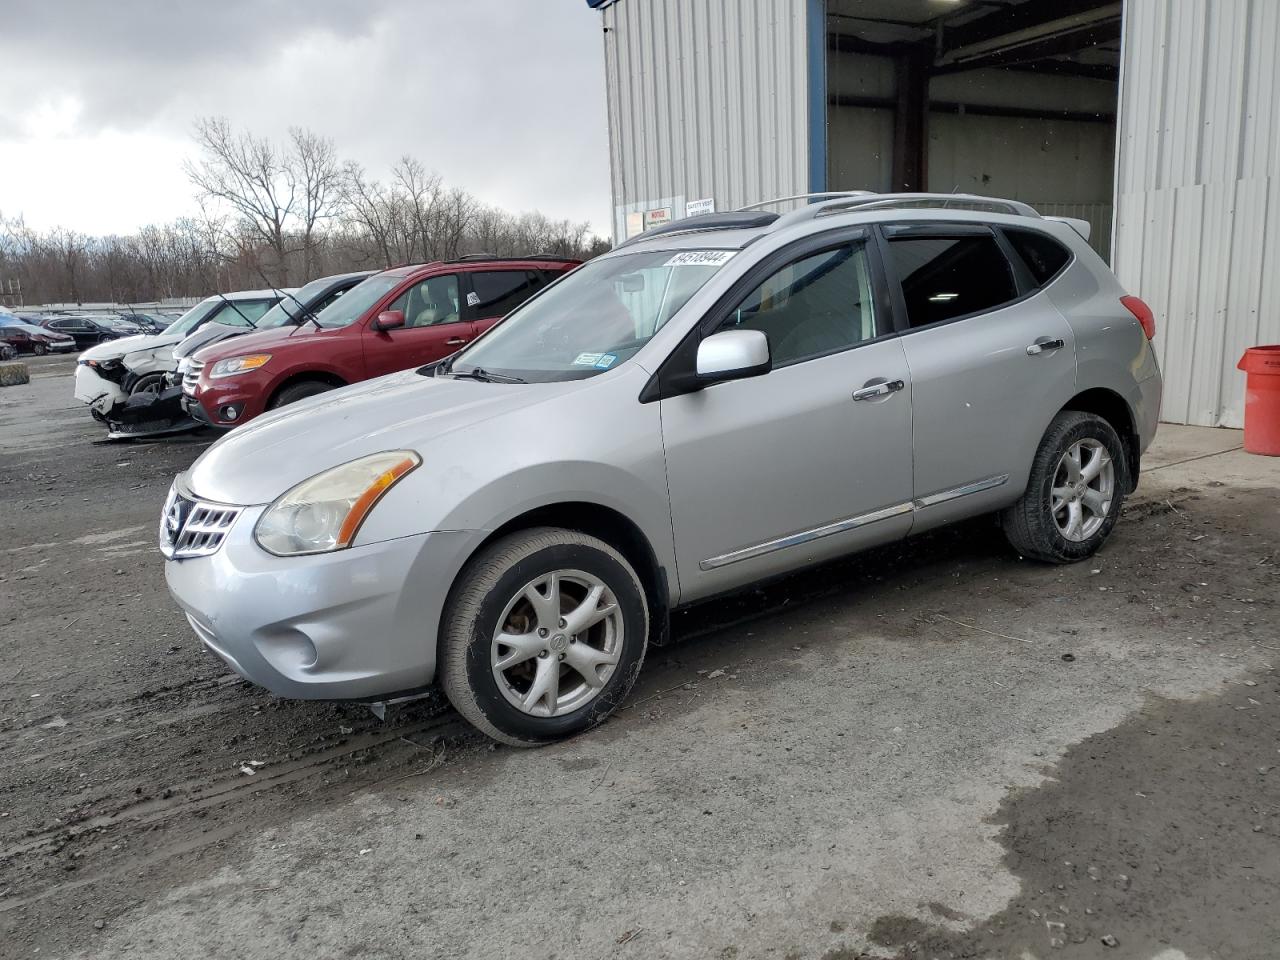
(122, 312), (171, 334)
(161, 193), (1162, 746)
(39, 314), (139, 349)
(0, 316), (76, 354)
(73, 289), (285, 432)
(170, 271), (375, 387)
(183, 257), (575, 428)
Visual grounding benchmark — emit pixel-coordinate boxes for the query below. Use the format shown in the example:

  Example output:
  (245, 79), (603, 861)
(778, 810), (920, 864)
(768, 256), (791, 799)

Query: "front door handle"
(1026, 337), (1065, 355)
(446, 337), (469, 346)
(852, 379), (905, 401)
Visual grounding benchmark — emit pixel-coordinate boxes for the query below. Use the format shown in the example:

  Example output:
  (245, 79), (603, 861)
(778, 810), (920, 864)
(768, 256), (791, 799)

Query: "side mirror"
(373, 310), (405, 332)
(695, 329), (771, 383)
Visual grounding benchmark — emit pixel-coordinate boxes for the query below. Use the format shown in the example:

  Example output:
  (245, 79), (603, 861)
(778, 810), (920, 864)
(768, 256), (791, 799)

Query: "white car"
(74, 290), (287, 423)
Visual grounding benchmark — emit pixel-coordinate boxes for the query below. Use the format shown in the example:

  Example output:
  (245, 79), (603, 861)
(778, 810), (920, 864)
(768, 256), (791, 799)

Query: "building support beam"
(891, 49), (928, 192)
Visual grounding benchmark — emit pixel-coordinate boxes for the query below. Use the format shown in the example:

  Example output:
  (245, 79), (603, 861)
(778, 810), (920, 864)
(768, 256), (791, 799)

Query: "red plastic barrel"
(1237, 345), (1280, 456)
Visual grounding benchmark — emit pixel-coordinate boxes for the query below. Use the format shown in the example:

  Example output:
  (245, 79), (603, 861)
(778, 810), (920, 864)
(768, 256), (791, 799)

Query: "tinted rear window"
(469, 270), (541, 318)
(1004, 227), (1072, 286)
(887, 235), (1017, 327)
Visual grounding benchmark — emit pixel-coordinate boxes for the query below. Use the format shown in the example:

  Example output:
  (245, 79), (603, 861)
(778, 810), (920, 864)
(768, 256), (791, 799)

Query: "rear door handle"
(852, 379), (905, 401)
(1026, 337), (1065, 355)
(446, 337), (469, 346)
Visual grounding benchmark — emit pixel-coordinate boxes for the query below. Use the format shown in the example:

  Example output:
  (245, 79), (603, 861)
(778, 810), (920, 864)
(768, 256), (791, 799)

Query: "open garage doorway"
(824, 0), (1121, 259)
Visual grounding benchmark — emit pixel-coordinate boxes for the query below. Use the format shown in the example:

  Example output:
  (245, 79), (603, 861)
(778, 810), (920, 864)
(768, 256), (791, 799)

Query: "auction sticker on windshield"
(663, 251), (735, 267)
(572, 352), (618, 368)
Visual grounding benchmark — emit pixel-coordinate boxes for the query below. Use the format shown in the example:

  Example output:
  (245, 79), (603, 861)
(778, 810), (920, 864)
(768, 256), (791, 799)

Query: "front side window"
(716, 243), (879, 367)
(469, 270), (540, 318)
(449, 250), (732, 382)
(388, 274), (461, 328)
(887, 234), (1017, 328)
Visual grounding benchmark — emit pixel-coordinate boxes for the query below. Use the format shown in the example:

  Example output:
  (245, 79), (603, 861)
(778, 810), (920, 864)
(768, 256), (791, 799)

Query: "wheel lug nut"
(558, 618), (567, 628)
(558, 653), (565, 661)
(538, 650), (548, 658)
(569, 637), (576, 644)
(538, 628), (548, 637)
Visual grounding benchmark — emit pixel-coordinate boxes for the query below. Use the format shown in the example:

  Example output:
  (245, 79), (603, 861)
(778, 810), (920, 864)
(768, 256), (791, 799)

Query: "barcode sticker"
(663, 251), (736, 268)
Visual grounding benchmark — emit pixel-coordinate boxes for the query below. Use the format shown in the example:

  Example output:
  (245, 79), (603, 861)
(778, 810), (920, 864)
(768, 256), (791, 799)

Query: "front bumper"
(164, 504), (482, 700)
(74, 364), (127, 413)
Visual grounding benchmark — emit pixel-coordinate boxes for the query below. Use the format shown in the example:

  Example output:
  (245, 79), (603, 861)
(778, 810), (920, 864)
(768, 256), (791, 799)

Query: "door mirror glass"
(373, 310), (406, 332)
(696, 329), (771, 382)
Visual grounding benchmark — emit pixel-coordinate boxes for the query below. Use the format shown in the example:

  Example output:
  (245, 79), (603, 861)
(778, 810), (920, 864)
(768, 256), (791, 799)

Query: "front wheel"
(32, 343), (47, 356)
(1001, 411), (1128, 563)
(130, 373), (166, 396)
(269, 379), (336, 409)
(439, 528), (649, 747)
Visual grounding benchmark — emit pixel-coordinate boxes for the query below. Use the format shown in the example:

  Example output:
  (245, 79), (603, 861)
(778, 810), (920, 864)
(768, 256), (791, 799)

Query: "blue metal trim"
(805, 0), (828, 194)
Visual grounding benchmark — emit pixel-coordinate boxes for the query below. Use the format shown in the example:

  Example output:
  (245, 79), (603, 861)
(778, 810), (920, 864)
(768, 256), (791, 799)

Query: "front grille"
(182, 359), (204, 396)
(159, 485), (242, 560)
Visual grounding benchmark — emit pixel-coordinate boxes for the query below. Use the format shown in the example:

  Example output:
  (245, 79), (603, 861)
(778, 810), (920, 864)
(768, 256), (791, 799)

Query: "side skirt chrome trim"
(698, 474), (1009, 572)
(912, 473), (1009, 509)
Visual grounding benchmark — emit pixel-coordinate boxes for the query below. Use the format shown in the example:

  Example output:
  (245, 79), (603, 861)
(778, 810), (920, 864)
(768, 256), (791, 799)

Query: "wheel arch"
(1059, 387), (1140, 490)
(443, 501), (672, 657)
(267, 369), (348, 406)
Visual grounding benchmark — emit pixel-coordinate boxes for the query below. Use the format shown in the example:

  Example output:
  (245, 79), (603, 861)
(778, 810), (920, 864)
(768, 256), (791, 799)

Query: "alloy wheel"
(1051, 438), (1114, 542)
(491, 569), (623, 718)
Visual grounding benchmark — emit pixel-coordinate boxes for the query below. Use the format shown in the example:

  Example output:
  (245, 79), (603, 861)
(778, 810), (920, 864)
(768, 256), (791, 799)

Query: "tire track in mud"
(0, 707), (474, 913)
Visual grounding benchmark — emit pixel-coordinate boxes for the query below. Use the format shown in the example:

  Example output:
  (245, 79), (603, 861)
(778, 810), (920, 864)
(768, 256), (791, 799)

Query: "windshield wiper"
(449, 367), (527, 384)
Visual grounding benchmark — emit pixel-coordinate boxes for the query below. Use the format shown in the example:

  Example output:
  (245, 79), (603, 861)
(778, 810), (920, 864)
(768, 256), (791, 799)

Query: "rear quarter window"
(1003, 227), (1072, 287)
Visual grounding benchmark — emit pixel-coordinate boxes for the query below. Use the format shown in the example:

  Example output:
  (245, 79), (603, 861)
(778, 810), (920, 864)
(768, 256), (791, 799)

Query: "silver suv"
(161, 193), (1162, 746)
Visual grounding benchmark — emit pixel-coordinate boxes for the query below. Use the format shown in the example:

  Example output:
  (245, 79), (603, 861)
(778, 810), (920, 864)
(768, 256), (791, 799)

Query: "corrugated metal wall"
(600, 0), (812, 241)
(1114, 0), (1280, 428)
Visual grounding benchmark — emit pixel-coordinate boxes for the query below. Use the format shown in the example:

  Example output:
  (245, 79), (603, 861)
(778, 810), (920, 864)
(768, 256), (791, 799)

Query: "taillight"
(1121, 295), (1156, 339)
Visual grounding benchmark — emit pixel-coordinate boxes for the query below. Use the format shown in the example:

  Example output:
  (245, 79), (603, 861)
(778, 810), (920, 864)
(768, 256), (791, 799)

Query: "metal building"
(589, 0), (1280, 428)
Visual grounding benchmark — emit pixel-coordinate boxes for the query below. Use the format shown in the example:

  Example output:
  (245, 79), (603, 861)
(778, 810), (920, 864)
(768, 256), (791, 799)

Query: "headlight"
(254, 451), (421, 556)
(209, 354), (272, 379)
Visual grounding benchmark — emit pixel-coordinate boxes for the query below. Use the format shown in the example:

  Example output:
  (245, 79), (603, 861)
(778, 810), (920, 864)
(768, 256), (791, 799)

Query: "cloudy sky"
(0, 0), (612, 236)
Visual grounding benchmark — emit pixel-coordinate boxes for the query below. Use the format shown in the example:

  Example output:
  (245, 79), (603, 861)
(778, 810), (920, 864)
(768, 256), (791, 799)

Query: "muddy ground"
(1, 355), (1277, 960)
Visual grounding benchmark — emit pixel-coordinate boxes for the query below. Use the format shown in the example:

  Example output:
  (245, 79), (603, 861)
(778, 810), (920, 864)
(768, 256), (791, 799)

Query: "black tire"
(1001, 411), (1128, 563)
(269, 379), (336, 409)
(129, 372), (166, 396)
(32, 343), (47, 356)
(439, 527), (649, 747)
(97, 335), (112, 344)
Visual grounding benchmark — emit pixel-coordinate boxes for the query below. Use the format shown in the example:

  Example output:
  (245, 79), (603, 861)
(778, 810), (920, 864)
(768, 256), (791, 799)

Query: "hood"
(191, 324), (319, 364)
(79, 332), (183, 363)
(173, 321), (253, 360)
(185, 370), (578, 505)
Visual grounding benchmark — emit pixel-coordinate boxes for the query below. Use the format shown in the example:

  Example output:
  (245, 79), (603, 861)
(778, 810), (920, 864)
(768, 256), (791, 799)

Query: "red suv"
(183, 256), (578, 428)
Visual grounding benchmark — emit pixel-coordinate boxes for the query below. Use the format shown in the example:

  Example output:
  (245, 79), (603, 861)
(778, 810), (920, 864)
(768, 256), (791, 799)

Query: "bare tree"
(185, 117), (296, 284)
(290, 127), (341, 278)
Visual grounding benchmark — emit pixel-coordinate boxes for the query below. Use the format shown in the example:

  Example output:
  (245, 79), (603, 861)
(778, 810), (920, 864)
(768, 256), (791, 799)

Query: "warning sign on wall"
(644, 207), (672, 229)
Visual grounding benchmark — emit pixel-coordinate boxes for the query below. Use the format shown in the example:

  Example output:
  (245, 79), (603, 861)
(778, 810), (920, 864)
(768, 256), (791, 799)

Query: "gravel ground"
(1, 355), (1276, 960)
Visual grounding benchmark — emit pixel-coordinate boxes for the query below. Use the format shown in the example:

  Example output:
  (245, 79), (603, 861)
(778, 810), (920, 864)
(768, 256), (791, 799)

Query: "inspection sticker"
(466, 291), (480, 307)
(573, 353), (604, 366)
(594, 354), (617, 369)
(663, 250), (736, 268)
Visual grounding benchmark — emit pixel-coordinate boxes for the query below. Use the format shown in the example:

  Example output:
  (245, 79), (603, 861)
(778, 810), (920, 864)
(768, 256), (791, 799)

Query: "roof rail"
(737, 191), (875, 211)
(616, 211), (779, 248)
(444, 253), (579, 264)
(774, 192), (1042, 228)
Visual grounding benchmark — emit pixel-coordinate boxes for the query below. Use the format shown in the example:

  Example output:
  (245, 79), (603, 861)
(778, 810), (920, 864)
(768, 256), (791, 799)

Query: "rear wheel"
(1001, 411), (1127, 563)
(440, 527), (649, 747)
(269, 379), (336, 409)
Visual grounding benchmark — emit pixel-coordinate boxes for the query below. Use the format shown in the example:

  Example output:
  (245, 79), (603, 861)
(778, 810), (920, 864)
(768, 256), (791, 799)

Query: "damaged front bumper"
(76, 360), (199, 439)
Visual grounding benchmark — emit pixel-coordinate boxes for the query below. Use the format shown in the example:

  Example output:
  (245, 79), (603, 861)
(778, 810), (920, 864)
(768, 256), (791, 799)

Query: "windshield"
(448, 250), (733, 382)
(255, 278), (334, 329)
(313, 275), (400, 328)
(162, 300), (219, 337)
